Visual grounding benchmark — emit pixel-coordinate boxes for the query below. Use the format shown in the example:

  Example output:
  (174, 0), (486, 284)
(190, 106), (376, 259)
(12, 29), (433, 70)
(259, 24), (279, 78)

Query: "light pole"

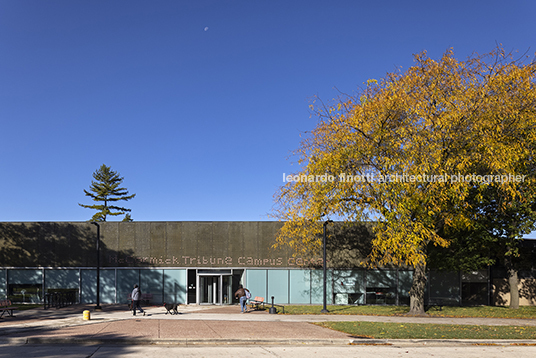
(90, 222), (102, 310)
(321, 219), (333, 313)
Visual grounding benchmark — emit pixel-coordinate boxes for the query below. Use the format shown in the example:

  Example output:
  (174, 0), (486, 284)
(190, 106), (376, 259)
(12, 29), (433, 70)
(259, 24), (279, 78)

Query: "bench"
(0, 299), (18, 318)
(248, 296), (285, 313)
(249, 296), (265, 310)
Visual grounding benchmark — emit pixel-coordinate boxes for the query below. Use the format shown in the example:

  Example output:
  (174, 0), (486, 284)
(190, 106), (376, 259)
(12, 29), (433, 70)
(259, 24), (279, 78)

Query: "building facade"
(0, 221), (534, 306)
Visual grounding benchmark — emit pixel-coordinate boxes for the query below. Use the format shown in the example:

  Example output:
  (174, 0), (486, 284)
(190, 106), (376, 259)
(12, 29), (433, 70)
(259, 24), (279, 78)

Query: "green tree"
(474, 184), (536, 309)
(79, 164), (136, 222)
(431, 180), (536, 309)
(273, 47), (536, 315)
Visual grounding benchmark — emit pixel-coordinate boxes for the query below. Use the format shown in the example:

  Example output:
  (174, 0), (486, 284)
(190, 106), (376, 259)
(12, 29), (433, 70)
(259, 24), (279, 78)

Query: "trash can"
(269, 296), (277, 314)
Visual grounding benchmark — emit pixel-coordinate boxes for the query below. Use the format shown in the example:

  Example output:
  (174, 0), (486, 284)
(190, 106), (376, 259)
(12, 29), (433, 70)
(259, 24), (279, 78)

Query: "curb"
(349, 339), (536, 346)
(1, 337), (536, 347)
(1, 337), (353, 346)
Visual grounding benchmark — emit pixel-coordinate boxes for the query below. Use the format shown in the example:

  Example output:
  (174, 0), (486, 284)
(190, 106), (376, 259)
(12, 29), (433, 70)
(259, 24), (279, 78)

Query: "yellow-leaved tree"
(273, 47), (536, 315)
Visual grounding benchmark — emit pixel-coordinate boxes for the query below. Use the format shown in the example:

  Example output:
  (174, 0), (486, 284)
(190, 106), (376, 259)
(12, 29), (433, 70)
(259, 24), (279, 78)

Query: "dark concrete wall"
(100, 221), (298, 268)
(0, 221), (319, 268)
(0, 221), (373, 268)
(0, 222), (98, 267)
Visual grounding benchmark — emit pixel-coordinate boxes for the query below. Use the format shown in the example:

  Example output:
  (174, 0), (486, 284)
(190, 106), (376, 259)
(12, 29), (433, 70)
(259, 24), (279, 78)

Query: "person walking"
(234, 284), (250, 313)
(131, 284), (145, 316)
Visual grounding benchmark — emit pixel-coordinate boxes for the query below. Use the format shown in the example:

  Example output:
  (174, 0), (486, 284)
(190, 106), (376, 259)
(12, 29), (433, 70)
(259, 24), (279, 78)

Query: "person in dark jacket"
(234, 284), (250, 313)
(131, 284), (145, 316)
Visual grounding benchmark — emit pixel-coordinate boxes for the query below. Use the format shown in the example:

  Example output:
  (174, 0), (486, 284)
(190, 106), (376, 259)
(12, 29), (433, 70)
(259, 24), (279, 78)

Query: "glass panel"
(164, 269), (187, 305)
(117, 269), (139, 304)
(0, 269), (6, 299)
(45, 269), (79, 303)
(45, 269), (79, 289)
(366, 270), (396, 304)
(460, 270), (487, 306)
(289, 269), (310, 304)
(80, 269), (96, 304)
(8, 269), (42, 284)
(199, 276), (207, 303)
(245, 269), (267, 300)
(199, 276), (219, 304)
(429, 271), (460, 305)
(462, 282), (488, 306)
(398, 270), (413, 306)
(8, 269), (43, 303)
(222, 275), (232, 304)
(311, 269), (332, 304)
(99, 269), (116, 304)
(267, 270), (289, 304)
(333, 270), (365, 304)
(140, 269), (164, 305)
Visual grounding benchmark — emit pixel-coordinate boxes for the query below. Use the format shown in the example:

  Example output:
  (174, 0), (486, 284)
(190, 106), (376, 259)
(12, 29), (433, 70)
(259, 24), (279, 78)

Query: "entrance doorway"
(199, 276), (219, 304)
(189, 269), (243, 305)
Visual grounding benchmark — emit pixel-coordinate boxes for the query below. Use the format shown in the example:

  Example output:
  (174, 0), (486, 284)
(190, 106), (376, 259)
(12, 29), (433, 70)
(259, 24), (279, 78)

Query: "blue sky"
(1, 1), (536, 228)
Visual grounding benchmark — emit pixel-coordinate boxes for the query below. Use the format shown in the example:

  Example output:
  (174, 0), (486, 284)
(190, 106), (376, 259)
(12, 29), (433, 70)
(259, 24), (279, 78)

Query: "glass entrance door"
(199, 276), (219, 304)
(222, 275), (232, 304)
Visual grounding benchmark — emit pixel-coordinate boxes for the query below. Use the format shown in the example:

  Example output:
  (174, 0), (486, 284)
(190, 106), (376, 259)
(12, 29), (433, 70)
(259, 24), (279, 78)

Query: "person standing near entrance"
(234, 284), (250, 313)
(131, 284), (145, 316)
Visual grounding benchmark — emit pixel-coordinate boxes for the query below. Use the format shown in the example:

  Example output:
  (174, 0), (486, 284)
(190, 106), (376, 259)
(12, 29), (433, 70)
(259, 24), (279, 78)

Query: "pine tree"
(79, 164), (136, 222)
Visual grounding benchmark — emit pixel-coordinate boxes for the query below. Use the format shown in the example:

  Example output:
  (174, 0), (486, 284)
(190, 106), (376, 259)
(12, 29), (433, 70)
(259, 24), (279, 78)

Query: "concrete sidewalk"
(1, 304), (536, 346)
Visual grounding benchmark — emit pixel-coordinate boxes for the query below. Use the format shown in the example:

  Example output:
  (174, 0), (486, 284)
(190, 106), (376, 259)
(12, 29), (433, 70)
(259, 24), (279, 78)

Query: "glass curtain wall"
(0, 267), (481, 306)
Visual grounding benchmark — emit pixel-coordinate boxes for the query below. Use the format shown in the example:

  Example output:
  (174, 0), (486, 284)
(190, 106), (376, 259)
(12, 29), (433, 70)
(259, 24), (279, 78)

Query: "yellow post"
(83, 310), (91, 320)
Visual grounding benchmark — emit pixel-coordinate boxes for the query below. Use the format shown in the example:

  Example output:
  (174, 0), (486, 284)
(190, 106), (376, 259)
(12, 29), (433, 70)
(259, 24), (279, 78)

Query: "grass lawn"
(273, 305), (536, 339)
(315, 321), (536, 340)
(279, 305), (536, 319)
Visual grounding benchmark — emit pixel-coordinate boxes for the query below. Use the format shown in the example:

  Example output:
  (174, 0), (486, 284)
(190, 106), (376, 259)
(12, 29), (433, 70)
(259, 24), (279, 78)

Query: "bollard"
(83, 310), (91, 320)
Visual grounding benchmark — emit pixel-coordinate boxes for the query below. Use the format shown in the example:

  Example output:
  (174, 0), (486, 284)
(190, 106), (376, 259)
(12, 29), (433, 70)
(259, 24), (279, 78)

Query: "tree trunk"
(506, 256), (520, 309)
(408, 263), (427, 315)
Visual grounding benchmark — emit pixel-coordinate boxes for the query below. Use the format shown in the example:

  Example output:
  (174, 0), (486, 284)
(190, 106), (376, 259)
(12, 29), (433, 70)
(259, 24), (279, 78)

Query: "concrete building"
(0, 221), (534, 306)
